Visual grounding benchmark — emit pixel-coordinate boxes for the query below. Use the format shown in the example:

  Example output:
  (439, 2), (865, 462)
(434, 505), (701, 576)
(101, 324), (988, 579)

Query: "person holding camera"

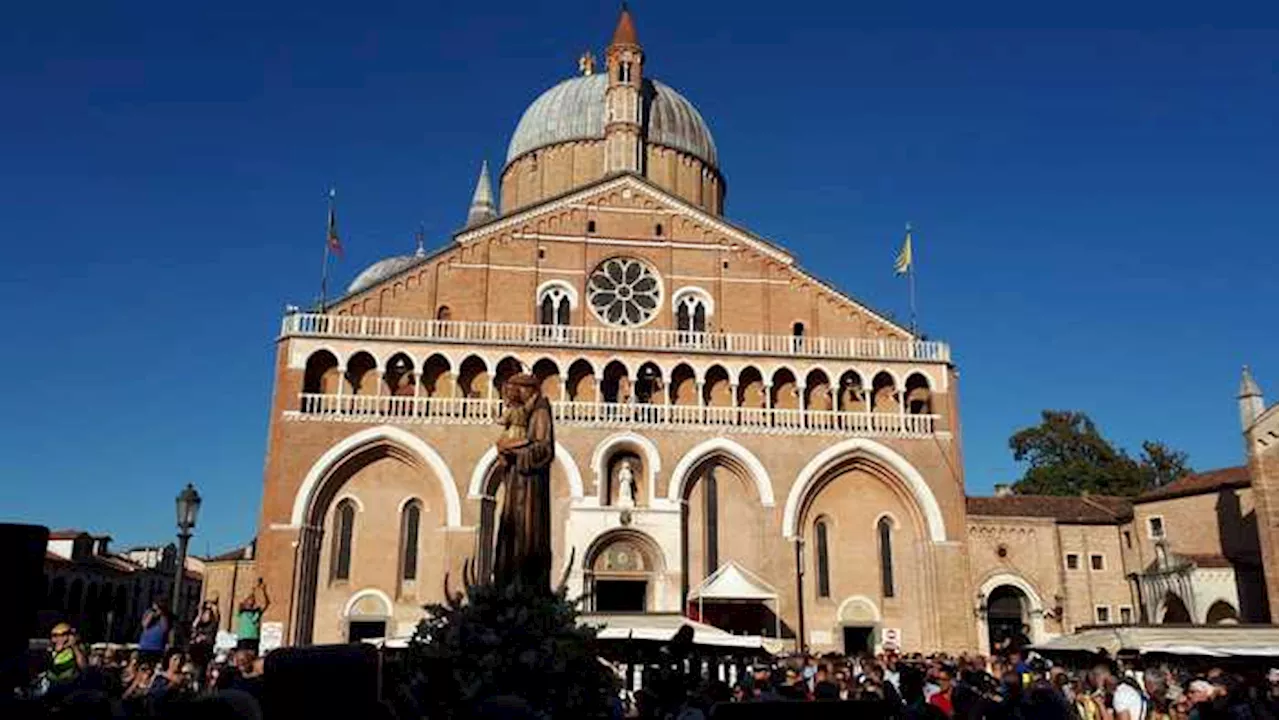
(235, 578), (269, 653)
(189, 598), (220, 688)
(44, 622), (86, 693)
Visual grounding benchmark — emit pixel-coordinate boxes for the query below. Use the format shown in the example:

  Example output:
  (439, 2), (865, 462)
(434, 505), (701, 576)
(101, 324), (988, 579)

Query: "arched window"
(435, 305), (452, 321)
(654, 223), (663, 236)
(537, 283), (574, 327)
(331, 499), (356, 581)
(674, 288), (712, 334)
(792, 322), (805, 337)
(400, 502), (421, 581)
(815, 519), (831, 598)
(877, 516), (895, 598)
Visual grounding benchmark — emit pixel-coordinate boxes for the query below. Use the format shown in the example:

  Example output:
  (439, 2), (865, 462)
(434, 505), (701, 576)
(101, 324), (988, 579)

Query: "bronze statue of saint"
(492, 373), (555, 591)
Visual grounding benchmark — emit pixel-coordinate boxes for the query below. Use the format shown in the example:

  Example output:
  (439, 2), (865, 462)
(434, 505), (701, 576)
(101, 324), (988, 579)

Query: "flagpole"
(906, 223), (918, 337)
(319, 188), (335, 312)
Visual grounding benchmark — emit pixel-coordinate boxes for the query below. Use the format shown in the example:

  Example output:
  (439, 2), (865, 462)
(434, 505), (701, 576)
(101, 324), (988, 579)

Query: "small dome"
(505, 75), (718, 170)
(347, 255), (423, 295)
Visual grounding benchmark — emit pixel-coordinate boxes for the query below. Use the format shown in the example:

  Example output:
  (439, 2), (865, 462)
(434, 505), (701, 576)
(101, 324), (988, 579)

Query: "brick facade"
(246, 9), (1275, 653)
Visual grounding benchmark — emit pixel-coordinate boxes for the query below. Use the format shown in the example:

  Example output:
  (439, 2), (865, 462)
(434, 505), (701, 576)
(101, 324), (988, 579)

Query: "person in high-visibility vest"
(45, 622), (86, 686)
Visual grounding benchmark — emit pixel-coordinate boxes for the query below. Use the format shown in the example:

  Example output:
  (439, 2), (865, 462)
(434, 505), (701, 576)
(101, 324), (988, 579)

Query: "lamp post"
(171, 483), (202, 637)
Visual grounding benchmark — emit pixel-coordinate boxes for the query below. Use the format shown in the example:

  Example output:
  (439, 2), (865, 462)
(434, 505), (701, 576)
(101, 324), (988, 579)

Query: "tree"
(1136, 440), (1193, 489)
(1009, 410), (1192, 497)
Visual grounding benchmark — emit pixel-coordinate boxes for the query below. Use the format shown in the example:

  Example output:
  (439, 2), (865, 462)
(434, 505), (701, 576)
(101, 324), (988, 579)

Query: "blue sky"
(0, 1), (1273, 553)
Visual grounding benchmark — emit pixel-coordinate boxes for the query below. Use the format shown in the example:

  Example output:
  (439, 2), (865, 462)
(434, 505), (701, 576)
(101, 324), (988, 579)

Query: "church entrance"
(843, 626), (874, 654)
(347, 620), (387, 643)
(986, 585), (1028, 651)
(595, 580), (648, 612)
(585, 529), (663, 614)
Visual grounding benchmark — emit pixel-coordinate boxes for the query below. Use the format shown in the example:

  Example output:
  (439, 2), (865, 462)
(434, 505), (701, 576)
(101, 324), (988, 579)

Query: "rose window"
(587, 257), (661, 326)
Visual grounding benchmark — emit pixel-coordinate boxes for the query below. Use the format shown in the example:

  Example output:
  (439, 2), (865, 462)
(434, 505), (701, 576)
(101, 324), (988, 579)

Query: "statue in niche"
(616, 459), (636, 508)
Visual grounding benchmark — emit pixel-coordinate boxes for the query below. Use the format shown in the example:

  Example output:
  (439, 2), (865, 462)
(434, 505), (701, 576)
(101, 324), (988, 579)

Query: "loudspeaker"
(0, 524), (49, 693)
(263, 643), (380, 717)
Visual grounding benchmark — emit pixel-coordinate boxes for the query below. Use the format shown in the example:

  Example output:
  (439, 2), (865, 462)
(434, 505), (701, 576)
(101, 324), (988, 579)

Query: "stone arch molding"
(978, 572), (1046, 611)
(782, 437), (946, 542)
(290, 425), (462, 528)
(467, 443), (585, 499)
(666, 437), (775, 506)
(836, 594), (882, 624)
(590, 431), (662, 501)
(342, 588), (394, 618)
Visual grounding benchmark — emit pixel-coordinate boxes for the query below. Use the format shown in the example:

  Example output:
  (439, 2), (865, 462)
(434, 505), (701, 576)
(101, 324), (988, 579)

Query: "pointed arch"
(467, 442), (584, 499)
(783, 437), (945, 541)
(290, 425), (461, 527)
(666, 437), (774, 506)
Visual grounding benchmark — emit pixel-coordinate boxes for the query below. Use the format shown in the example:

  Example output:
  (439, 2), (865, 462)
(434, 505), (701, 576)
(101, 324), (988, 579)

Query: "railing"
(281, 313), (950, 363)
(289, 393), (940, 437)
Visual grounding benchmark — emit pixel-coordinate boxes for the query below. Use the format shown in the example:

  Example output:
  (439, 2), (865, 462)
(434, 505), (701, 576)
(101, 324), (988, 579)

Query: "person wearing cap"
(46, 622), (87, 687)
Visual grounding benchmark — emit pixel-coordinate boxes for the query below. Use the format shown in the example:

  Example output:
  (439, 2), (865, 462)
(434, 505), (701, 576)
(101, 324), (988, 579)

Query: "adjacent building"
(40, 531), (202, 643)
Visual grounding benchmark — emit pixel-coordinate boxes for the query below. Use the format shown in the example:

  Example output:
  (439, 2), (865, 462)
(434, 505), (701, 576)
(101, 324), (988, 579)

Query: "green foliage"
(405, 578), (617, 719)
(1009, 411), (1192, 497)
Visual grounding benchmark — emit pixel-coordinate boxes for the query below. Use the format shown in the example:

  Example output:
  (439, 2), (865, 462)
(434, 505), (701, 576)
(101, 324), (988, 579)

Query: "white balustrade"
(281, 313), (950, 363)
(288, 393), (939, 437)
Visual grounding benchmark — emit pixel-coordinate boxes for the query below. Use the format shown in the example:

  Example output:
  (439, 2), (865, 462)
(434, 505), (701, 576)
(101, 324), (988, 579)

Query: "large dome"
(505, 74), (718, 170)
(346, 254), (423, 295)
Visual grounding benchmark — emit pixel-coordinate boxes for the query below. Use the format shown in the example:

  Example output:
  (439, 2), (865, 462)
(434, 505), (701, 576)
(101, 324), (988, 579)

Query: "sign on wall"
(259, 621), (284, 653)
(881, 627), (902, 650)
(809, 630), (833, 646)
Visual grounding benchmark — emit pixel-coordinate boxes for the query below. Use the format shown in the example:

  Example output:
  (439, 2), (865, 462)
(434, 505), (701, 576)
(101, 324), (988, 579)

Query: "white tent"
(687, 561), (781, 640)
(583, 612), (769, 650)
(1033, 625), (1279, 658)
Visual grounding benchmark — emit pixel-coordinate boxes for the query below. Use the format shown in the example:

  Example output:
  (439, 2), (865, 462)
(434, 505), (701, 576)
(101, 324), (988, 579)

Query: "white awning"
(583, 612), (769, 650)
(1033, 626), (1279, 658)
(362, 613), (771, 651)
(688, 561), (778, 602)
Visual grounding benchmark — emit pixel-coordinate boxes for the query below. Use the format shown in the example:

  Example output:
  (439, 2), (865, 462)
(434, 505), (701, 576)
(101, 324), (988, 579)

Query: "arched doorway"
(344, 590), (392, 642)
(584, 530), (663, 613)
(1205, 600), (1239, 625)
(1160, 592), (1192, 623)
(986, 585), (1029, 652)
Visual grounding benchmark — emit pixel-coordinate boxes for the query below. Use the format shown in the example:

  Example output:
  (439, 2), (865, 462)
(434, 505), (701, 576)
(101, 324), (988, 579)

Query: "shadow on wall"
(1215, 489), (1272, 623)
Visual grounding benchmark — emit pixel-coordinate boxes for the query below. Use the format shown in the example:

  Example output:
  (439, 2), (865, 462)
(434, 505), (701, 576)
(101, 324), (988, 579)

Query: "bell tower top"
(611, 4), (639, 47)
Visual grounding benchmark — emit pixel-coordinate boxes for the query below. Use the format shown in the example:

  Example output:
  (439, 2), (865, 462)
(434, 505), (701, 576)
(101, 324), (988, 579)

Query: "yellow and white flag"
(894, 229), (913, 275)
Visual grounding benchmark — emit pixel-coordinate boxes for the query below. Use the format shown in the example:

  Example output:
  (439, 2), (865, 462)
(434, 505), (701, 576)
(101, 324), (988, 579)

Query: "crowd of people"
(16, 580), (270, 718)
(13, 593), (1279, 719)
(614, 646), (1279, 719)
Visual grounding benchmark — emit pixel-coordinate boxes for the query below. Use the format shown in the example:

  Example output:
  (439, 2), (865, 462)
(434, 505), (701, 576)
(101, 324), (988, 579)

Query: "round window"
(587, 257), (661, 327)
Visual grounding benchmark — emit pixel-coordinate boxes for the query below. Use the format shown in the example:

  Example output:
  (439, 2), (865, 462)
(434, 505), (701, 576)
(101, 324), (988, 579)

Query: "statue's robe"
(493, 395), (555, 590)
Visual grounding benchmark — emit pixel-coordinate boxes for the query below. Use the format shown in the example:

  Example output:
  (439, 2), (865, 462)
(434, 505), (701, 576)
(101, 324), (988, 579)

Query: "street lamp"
(171, 483), (202, 634)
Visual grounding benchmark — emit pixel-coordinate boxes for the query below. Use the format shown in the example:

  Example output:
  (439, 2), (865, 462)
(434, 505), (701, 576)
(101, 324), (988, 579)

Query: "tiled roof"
(48, 529), (89, 540)
(205, 540), (255, 563)
(966, 495), (1133, 524)
(1136, 466), (1251, 503)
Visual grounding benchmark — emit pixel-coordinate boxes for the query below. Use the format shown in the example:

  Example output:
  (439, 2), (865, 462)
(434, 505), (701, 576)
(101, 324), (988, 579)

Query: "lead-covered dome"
(347, 254), (423, 295)
(505, 75), (718, 170)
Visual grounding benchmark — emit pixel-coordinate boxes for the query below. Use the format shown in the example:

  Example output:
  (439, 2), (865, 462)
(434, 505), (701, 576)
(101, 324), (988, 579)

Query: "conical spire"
(1239, 365), (1266, 431)
(1239, 365), (1263, 398)
(611, 3), (638, 46)
(466, 160), (497, 228)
